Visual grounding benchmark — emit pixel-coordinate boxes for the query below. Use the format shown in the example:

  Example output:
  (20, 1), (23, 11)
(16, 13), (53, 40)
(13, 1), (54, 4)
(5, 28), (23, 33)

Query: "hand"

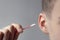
(0, 23), (23, 40)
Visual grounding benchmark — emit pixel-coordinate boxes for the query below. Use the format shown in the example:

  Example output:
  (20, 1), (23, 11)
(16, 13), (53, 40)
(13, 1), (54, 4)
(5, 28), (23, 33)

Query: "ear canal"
(41, 20), (45, 27)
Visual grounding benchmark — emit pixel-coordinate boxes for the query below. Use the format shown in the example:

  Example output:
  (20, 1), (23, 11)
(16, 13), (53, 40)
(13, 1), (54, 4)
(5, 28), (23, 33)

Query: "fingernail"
(18, 29), (23, 33)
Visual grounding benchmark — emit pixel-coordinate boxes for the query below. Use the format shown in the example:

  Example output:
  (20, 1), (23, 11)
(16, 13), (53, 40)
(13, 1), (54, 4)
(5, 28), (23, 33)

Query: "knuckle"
(0, 31), (4, 40)
(11, 23), (23, 33)
(0, 31), (4, 36)
(10, 25), (15, 30)
(3, 29), (11, 40)
(5, 29), (10, 34)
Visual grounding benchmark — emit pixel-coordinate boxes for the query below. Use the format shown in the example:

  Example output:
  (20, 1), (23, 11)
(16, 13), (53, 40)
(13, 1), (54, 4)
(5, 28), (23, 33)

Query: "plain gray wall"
(0, 0), (49, 40)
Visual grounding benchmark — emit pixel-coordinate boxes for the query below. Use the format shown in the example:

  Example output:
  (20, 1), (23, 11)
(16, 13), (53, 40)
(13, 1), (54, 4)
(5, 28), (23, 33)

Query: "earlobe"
(38, 13), (48, 34)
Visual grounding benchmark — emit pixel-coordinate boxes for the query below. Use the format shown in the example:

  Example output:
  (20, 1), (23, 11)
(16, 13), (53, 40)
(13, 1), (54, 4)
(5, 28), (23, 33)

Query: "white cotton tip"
(30, 23), (36, 27)
(23, 23), (36, 30)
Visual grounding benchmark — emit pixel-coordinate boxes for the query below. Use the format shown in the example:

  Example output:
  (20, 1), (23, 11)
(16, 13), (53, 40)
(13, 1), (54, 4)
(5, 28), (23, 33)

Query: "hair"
(42, 0), (56, 18)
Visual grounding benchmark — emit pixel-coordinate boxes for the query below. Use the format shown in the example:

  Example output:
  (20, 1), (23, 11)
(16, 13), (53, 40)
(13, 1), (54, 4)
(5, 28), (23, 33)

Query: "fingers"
(11, 23), (23, 40)
(8, 25), (21, 40)
(13, 27), (19, 40)
(10, 25), (16, 40)
(3, 29), (11, 40)
(0, 30), (4, 40)
(2, 23), (23, 40)
(11, 23), (23, 33)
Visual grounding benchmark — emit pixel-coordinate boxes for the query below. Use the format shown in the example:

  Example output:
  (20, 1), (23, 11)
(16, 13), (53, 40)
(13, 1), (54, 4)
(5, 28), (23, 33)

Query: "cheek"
(51, 12), (60, 33)
(48, 19), (60, 40)
(50, 16), (60, 39)
(51, 19), (59, 34)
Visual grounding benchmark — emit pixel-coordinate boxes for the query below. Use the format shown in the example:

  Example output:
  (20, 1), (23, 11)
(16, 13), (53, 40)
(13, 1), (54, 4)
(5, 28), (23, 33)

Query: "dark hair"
(42, 0), (56, 18)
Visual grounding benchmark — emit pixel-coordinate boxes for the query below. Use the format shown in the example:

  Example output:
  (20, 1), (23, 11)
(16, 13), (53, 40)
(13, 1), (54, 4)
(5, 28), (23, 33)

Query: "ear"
(38, 13), (48, 34)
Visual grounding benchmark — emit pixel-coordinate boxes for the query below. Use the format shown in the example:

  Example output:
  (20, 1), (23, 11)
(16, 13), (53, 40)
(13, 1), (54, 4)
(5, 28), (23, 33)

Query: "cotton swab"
(23, 23), (36, 30)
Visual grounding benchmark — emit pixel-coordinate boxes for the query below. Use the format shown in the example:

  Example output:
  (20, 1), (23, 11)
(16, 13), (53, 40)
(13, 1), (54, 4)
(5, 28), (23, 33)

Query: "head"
(38, 0), (60, 40)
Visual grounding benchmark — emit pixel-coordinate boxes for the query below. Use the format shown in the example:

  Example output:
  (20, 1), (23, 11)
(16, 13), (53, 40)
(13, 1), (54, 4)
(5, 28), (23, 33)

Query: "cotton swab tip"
(23, 23), (36, 30)
(30, 23), (36, 27)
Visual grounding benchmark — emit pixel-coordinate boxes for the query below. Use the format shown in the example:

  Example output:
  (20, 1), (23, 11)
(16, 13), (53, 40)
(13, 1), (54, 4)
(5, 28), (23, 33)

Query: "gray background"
(0, 0), (49, 40)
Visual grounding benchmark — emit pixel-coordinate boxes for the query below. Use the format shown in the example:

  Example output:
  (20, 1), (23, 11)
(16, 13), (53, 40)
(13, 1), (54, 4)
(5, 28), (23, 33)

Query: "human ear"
(38, 13), (48, 34)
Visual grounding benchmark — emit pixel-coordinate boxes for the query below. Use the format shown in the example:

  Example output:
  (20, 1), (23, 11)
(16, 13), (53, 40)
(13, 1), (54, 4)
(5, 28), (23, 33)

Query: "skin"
(38, 0), (60, 40)
(0, 23), (23, 40)
(0, 0), (60, 40)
